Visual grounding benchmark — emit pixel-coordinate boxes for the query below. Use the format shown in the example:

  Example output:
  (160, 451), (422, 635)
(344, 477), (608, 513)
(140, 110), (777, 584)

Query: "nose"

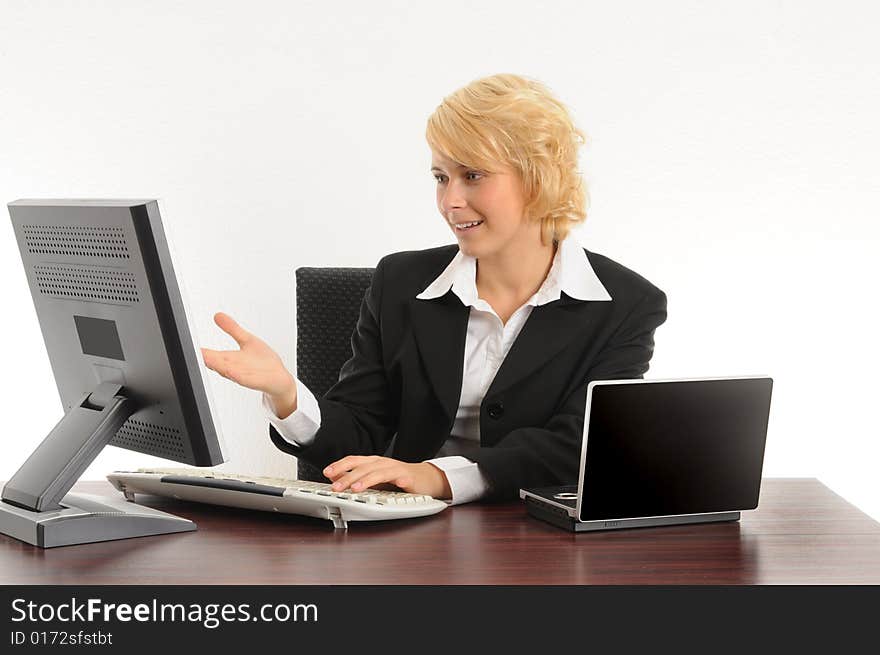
(439, 178), (467, 216)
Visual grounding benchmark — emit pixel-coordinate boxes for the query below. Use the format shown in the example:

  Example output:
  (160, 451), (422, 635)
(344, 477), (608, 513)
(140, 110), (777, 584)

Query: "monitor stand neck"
(2, 383), (135, 512)
(0, 382), (197, 548)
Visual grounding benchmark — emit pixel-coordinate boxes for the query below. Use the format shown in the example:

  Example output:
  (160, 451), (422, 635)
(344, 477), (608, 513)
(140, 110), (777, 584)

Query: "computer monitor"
(0, 199), (225, 547)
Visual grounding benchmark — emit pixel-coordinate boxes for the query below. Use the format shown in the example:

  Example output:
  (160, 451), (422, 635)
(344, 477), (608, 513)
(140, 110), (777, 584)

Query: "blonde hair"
(426, 73), (589, 245)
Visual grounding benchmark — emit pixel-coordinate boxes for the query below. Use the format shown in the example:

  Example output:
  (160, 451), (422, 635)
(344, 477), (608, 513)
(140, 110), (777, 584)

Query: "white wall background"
(1, 1), (878, 519)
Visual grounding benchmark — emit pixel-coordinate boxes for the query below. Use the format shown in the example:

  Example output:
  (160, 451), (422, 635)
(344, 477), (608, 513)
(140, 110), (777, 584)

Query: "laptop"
(520, 376), (773, 532)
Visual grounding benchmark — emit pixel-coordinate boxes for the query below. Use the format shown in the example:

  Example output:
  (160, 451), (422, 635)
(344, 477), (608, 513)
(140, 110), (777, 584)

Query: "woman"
(202, 73), (667, 504)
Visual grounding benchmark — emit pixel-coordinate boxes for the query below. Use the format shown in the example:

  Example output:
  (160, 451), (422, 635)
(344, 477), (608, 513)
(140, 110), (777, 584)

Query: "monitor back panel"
(8, 200), (222, 466)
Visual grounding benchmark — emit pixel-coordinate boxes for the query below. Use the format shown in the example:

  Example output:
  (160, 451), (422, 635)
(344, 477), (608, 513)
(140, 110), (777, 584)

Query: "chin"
(464, 245), (499, 263)
(455, 239), (483, 257)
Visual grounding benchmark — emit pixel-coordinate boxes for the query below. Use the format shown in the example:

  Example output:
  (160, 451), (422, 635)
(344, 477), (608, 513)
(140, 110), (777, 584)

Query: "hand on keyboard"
(323, 456), (453, 500)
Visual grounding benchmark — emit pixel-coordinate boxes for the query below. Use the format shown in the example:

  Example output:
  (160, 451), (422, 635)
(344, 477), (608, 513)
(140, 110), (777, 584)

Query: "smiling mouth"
(453, 220), (484, 231)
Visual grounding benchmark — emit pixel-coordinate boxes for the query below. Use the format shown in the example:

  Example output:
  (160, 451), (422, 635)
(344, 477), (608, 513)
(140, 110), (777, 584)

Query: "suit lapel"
(409, 293), (470, 421)
(410, 292), (595, 419)
(485, 294), (594, 398)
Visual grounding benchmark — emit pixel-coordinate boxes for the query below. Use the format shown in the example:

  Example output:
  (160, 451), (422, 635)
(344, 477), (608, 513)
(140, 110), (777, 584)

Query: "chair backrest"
(294, 267), (374, 481)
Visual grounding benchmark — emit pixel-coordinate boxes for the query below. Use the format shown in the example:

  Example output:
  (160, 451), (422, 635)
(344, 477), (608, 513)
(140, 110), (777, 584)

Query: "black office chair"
(294, 267), (375, 482)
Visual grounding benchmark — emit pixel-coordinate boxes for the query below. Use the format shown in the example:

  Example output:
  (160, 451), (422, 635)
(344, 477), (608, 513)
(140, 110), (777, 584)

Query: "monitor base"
(0, 486), (195, 548)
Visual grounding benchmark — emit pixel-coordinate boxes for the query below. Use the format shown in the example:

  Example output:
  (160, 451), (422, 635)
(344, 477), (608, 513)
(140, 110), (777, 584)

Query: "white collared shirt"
(263, 236), (611, 505)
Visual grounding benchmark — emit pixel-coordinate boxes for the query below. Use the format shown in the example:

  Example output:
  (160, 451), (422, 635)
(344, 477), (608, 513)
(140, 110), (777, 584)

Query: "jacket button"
(487, 401), (504, 419)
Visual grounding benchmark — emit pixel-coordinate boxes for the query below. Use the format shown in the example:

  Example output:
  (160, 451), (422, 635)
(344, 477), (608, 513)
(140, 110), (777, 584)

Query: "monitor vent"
(112, 419), (186, 460)
(22, 224), (131, 260)
(33, 264), (140, 305)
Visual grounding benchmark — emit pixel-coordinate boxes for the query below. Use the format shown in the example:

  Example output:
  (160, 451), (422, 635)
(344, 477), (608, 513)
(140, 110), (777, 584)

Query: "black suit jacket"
(270, 244), (668, 500)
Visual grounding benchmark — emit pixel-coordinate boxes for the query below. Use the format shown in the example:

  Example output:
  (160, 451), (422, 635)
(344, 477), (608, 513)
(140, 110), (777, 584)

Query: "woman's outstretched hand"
(201, 312), (298, 418)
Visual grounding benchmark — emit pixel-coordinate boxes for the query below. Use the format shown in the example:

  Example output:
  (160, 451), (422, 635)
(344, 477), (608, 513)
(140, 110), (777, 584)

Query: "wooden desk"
(2, 478), (879, 584)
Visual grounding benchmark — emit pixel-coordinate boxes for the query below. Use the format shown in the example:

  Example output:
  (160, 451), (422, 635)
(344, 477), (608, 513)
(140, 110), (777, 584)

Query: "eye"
(433, 173), (447, 184)
(465, 171), (483, 181)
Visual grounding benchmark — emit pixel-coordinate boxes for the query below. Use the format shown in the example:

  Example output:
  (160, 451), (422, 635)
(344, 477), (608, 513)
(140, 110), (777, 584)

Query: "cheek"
(501, 193), (527, 225)
(482, 190), (518, 222)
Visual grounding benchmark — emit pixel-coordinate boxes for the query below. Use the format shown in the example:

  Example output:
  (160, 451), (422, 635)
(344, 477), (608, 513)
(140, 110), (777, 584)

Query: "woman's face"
(431, 150), (533, 259)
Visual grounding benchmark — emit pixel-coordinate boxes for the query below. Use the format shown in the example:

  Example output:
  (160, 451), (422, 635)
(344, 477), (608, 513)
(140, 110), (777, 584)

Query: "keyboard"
(107, 468), (448, 529)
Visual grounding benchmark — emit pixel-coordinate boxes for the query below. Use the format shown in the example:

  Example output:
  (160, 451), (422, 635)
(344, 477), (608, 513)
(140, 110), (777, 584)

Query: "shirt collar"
(415, 237), (612, 306)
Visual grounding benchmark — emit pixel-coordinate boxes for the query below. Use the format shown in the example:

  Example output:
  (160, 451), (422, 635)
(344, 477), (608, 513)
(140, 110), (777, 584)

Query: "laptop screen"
(578, 378), (772, 522)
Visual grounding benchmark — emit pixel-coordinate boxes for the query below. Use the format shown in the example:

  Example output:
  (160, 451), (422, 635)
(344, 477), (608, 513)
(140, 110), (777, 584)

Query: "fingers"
(325, 457), (411, 492)
(332, 466), (399, 492)
(201, 347), (221, 371)
(213, 312), (252, 347)
(356, 469), (413, 491)
(324, 456), (375, 480)
(201, 347), (233, 379)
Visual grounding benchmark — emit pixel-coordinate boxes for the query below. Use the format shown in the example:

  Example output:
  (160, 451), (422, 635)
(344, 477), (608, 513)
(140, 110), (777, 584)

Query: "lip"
(451, 220), (484, 234)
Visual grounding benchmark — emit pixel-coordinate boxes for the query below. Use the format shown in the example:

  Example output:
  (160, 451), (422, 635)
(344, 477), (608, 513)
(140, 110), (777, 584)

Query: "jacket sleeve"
(468, 287), (668, 500)
(268, 255), (399, 468)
